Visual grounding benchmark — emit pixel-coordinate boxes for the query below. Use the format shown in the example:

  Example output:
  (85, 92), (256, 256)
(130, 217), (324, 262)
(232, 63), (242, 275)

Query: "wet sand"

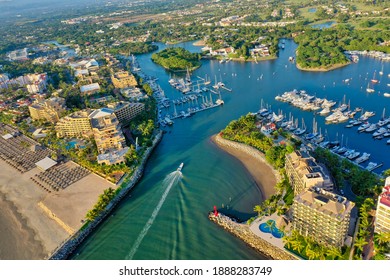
(0, 159), (114, 259)
(0, 194), (45, 260)
(211, 134), (279, 200)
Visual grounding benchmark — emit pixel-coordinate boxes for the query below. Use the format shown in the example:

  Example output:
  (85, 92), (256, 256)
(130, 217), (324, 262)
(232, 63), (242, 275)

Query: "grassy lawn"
(297, 6), (318, 21)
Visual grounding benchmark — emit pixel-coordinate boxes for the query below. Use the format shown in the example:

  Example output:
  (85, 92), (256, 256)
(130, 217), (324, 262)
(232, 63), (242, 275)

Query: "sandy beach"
(0, 159), (114, 259)
(211, 134), (279, 200)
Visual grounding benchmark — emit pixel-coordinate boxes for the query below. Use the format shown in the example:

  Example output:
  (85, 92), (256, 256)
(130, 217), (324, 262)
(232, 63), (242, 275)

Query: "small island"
(109, 42), (158, 55)
(151, 47), (201, 72)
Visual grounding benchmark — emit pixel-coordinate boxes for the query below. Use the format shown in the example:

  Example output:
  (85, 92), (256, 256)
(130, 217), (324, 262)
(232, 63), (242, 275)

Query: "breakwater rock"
(209, 212), (297, 260)
(49, 130), (163, 260)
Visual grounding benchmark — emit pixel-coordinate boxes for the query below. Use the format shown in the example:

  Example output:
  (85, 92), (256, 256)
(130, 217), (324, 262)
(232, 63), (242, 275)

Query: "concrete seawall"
(209, 213), (297, 260)
(49, 130), (163, 260)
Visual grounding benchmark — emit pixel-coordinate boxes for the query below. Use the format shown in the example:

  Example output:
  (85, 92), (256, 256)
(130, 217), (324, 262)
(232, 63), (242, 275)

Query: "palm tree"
(305, 247), (319, 260)
(292, 241), (304, 254)
(282, 235), (294, 249)
(374, 232), (390, 246)
(253, 205), (263, 217)
(354, 237), (368, 253)
(264, 220), (275, 231)
(326, 246), (342, 260)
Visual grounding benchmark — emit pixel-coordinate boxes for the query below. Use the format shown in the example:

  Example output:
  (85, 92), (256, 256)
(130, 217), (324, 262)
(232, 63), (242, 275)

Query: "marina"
(73, 39), (390, 260)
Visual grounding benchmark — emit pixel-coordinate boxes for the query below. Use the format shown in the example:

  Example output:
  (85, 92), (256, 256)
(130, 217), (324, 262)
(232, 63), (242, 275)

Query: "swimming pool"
(259, 220), (284, 238)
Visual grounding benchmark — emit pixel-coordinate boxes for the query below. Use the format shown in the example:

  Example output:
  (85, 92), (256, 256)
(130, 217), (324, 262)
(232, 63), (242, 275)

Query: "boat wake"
(125, 170), (182, 260)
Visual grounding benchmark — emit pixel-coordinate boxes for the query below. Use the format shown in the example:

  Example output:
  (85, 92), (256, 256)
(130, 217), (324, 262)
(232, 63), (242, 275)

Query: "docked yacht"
(355, 153), (370, 164)
(357, 122), (370, 132)
(365, 124), (377, 133)
(373, 127), (387, 137)
(347, 151), (361, 160)
(366, 162), (379, 172)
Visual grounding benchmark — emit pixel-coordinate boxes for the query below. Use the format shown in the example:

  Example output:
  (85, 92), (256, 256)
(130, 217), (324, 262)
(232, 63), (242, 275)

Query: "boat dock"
(169, 102), (223, 120)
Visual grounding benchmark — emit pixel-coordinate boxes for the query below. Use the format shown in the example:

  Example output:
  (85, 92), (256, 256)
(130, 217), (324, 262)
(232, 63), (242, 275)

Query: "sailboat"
(204, 74), (211, 85)
(294, 118), (306, 135)
(185, 67), (192, 85)
(305, 118), (318, 140)
(313, 127), (324, 144)
(366, 83), (375, 93)
(379, 64), (384, 76)
(212, 75), (219, 89)
(371, 71), (379, 84)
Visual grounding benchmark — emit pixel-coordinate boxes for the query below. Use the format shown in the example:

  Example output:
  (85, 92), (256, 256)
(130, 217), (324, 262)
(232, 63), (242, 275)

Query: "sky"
(0, 0), (109, 20)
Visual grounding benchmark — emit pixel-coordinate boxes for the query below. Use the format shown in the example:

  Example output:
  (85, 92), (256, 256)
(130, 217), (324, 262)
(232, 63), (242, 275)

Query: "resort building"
(97, 147), (129, 165)
(111, 71), (137, 89)
(374, 177), (390, 233)
(260, 122), (276, 135)
(55, 109), (92, 138)
(28, 97), (66, 123)
(291, 187), (355, 248)
(121, 87), (148, 101)
(80, 83), (101, 95)
(89, 108), (126, 154)
(0, 73), (47, 93)
(26, 73), (48, 94)
(107, 101), (145, 125)
(285, 150), (333, 196)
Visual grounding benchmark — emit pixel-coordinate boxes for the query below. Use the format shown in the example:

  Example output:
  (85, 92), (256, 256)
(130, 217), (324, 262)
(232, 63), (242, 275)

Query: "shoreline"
(295, 61), (350, 72)
(49, 130), (163, 260)
(211, 134), (280, 200)
(0, 192), (46, 259)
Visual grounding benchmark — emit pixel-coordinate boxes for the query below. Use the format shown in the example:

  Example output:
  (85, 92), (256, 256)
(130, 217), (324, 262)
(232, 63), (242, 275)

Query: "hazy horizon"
(0, 0), (112, 21)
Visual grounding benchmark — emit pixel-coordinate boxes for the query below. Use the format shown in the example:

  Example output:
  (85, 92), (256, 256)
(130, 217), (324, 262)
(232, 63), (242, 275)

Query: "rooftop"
(89, 108), (115, 119)
(295, 187), (354, 219)
(379, 185), (390, 208)
(35, 157), (57, 171)
(80, 83), (100, 93)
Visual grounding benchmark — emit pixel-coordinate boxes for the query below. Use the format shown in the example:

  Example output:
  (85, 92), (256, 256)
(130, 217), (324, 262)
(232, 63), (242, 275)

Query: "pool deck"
(249, 213), (285, 250)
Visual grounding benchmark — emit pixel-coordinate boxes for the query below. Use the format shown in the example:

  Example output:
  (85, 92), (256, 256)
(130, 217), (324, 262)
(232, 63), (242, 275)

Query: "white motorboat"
(177, 162), (184, 171)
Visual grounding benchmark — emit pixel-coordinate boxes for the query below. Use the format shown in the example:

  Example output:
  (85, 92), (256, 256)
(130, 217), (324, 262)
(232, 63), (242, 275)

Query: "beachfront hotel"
(291, 187), (355, 248)
(285, 150), (333, 196)
(89, 108), (126, 154)
(55, 109), (92, 138)
(374, 177), (390, 233)
(107, 101), (145, 125)
(28, 96), (66, 123)
(111, 71), (138, 89)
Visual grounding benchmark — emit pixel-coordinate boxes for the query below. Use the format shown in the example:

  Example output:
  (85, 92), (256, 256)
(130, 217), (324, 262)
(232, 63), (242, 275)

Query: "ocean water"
(72, 40), (390, 260)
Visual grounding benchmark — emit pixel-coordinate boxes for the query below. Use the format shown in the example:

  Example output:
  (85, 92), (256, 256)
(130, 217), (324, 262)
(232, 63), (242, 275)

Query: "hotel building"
(28, 97), (66, 123)
(111, 71), (137, 89)
(107, 101), (145, 125)
(292, 187), (355, 248)
(285, 150), (333, 195)
(374, 177), (390, 233)
(55, 110), (92, 138)
(89, 108), (126, 154)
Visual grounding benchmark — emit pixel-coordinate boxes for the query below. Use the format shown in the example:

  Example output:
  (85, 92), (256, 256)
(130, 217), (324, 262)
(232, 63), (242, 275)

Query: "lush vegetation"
(221, 113), (294, 169)
(283, 230), (348, 260)
(313, 147), (381, 197)
(85, 187), (116, 221)
(151, 47), (201, 71)
(109, 42), (158, 55)
(295, 25), (390, 70)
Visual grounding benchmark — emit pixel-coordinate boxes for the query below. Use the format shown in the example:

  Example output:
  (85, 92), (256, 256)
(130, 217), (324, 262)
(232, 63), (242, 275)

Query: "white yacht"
(355, 153), (370, 164)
